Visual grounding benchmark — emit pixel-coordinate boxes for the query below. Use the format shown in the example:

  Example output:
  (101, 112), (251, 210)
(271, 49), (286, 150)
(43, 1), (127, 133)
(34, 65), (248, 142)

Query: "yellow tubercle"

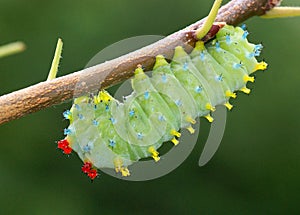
(205, 103), (216, 112)
(148, 146), (159, 156)
(225, 90), (237, 99)
(153, 156), (161, 162)
(113, 157), (123, 173)
(204, 114), (214, 123)
(195, 41), (205, 51)
(120, 167), (130, 177)
(170, 129), (181, 138)
(240, 87), (251, 94)
(96, 90), (113, 104)
(171, 138), (179, 146)
(153, 55), (169, 70)
(69, 116), (73, 124)
(134, 67), (144, 75)
(224, 102), (233, 110)
(243, 75), (255, 83)
(253, 61), (268, 72)
(148, 146), (160, 162)
(133, 66), (147, 81)
(186, 126), (195, 134)
(113, 158), (130, 176)
(93, 95), (99, 105)
(173, 46), (188, 60)
(186, 116), (196, 124)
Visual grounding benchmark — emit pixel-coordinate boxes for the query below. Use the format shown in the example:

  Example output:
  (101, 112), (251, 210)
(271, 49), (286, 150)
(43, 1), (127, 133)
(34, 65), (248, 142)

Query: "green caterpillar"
(57, 24), (267, 180)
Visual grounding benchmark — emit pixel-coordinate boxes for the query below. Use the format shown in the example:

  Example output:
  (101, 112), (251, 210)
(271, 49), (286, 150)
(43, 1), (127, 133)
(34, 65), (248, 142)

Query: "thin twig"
(0, 41), (26, 58)
(0, 0), (281, 125)
(261, 6), (300, 18)
(47, 38), (63, 81)
(195, 0), (223, 39)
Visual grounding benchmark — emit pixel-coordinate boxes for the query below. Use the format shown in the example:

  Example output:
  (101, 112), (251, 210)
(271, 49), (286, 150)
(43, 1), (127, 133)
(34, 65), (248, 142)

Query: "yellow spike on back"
(173, 46), (188, 60)
(97, 90), (113, 104)
(134, 67), (144, 75)
(194, 41), (206, 51)
(153, 55), (169, 70)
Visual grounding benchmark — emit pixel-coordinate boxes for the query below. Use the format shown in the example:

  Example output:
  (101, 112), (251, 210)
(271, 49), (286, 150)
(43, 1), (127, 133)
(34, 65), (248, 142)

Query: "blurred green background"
(1, 0), (300, 214)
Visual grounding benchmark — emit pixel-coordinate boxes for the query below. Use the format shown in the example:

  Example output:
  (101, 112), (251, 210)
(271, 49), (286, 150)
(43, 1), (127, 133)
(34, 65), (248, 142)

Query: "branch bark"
(0, 0), (280, 125)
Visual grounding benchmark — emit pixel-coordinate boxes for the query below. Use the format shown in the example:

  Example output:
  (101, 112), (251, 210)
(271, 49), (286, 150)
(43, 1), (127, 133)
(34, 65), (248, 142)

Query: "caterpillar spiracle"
(57, 24), (267, 180)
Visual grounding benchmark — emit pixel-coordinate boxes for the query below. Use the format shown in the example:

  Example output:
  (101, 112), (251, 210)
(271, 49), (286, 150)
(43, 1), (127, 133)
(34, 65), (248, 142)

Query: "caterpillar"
(57, 24), (267, 180)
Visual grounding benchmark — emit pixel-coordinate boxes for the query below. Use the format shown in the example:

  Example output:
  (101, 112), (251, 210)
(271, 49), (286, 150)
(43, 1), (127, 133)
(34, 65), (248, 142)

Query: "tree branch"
(0, 0), (280, 125)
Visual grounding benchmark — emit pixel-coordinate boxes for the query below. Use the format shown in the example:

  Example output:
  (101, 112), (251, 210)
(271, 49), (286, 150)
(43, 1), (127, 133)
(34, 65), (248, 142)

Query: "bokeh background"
(1, 0), (300, 214)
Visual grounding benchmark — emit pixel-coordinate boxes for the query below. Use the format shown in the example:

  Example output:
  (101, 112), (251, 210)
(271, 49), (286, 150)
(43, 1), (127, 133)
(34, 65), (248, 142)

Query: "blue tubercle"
(63, 110), (71, 120)
(162, 74), (167, 83)
(183, 62), (188, 71)
(109, 140), (116, 148)
(254, 44), (263, 56)
(175, 99), (182, 106)
(225, 34), (231, 44)
(75, 104), (81, 110)
(247, 52), (255, 58)
(215, 41), (221, 52)
(233, 62), (242, 69)
(241, 24), (247, 30)
(200, 52), (205, 61)
(144, 91), (150, 100)
(158, 115), (165, 121)
(109, 117), (117, 124)
(92, 119), (99, 126)
(78, 114), (84, 120)
(129, 109), (135, 117)
(242, 31), (249, 39)
(83, 142), (93, 153)
(215, 74), (223, 82)
(137, 132), (143, 140)
(64, 128), (72, 135)
(195, 86), (202, 93)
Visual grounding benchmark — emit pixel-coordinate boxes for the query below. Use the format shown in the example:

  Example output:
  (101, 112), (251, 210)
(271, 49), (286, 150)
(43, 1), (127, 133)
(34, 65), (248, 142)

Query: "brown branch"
(0, 0), (280, 125)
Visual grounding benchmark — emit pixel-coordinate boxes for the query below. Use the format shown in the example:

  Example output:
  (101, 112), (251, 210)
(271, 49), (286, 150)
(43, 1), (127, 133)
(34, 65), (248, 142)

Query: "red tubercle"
(81, 161), (98, 180)
(87, 169), (98, 180)
(63, 146), (72, 154)
(57, 139), (72, 154)
(81, 162), (92, 173)
(57, 139), (68, 149)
